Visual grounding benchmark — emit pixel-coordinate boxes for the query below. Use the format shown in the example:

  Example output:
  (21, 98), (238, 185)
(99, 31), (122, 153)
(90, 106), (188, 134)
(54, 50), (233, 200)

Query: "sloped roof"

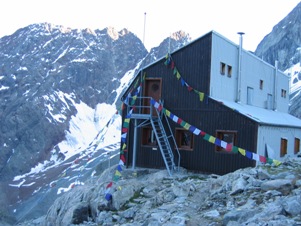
(212, 97), (301, 128)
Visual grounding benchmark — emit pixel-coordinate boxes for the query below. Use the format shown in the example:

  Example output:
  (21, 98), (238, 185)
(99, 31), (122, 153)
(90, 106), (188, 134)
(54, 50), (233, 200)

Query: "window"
(220, 62), (226, 75)
(247, 87), (254, 105)
(227, 65), (232, 77)
(294, 138), (300, 154)
(280, 138), (287, 157)
(216, 130), (237, 152)
(281, 89), (287, 98)
(142, 127), (157, 146)
(260, 80), (264, 90)
(175, 128), (194, 150)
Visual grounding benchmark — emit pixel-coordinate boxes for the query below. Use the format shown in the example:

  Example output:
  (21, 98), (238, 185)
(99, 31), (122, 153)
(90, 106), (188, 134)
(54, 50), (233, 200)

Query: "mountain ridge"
(0, 22), (190, 224)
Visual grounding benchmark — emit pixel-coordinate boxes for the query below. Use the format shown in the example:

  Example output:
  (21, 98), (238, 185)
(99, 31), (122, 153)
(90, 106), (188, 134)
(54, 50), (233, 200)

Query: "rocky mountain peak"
(170, 30), (191, 42)
(106, 27), (132, 40)
(253, 2), (301, 119)
(0, 22), (189, 225)
(255, 2), (301, 71)
(0, 22), (148, 182)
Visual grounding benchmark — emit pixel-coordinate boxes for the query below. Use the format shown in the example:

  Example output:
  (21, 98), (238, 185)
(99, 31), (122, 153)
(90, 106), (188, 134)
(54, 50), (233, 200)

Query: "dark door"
(143, 78), (162, 115)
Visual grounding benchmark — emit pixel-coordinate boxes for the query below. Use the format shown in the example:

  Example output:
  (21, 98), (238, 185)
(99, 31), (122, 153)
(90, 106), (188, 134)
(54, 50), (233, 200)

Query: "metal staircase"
(127, 97), (180, 177)
(150, 107), (180, 176)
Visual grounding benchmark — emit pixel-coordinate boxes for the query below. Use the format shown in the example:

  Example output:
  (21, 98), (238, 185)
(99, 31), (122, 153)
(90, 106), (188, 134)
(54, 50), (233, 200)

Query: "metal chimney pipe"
(236, 32), (245, 103)
(273, 60), (278, 110)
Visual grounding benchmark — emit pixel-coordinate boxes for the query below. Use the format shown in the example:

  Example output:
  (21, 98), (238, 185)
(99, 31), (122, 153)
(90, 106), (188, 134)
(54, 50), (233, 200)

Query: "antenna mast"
(143, 12), (146, 45)
(168, 33), (171, 53)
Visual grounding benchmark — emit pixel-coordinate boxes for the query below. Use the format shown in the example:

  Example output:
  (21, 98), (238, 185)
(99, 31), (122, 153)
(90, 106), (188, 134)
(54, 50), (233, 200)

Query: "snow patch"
(0, 85), (9, 91)
(286, 62), (301, 94)
(57, 102), (120, 160)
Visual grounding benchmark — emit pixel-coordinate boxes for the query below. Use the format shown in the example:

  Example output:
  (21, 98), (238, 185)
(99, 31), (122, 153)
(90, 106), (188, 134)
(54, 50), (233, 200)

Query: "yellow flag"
(184, 123), (190, 130)
(209, 136), (216, 144)
(238, 148), (246, 156)
(122, 143), (127, 150)
(199, 92), (204, 101)
(273, 159), (282, 166)
(115, 170), (122, 177)
(165, 109), (171, 117)
(176, 71), (181, 80)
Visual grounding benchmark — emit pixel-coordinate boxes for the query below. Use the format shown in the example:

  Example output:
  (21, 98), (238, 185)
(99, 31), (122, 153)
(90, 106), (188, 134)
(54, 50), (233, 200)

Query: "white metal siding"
(210, 32), (289, 113)
(210, 34), (238, 101)
(257, 125), (301, 162)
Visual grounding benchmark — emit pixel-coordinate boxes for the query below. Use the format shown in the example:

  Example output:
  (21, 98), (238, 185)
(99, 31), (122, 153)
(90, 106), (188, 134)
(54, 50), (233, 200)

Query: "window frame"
(175, 128), (194, 151)
(141, 127), (157, 146)
(294, 137), (300, 154)
(280, 138), (287, 157)
(260, 80), (264, 90)
(227, 65), (232, 77)
(281, 89), (287, 98)
(220, 62), (226, 75)
(215, 130), (238, 152)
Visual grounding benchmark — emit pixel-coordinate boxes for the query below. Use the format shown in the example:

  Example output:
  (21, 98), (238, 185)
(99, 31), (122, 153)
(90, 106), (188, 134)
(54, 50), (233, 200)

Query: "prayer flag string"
(104, 72), (146, 201)
(164, 53), (206, 102)
(150, 99), (281, 166)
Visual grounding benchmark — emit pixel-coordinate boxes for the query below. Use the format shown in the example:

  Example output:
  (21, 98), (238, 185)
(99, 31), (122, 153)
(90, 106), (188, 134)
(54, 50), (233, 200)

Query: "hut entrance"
(143, 78), (162, 116)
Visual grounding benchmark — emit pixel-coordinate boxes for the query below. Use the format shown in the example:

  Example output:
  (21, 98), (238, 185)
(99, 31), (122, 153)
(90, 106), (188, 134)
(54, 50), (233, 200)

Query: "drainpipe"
(132, 119), (137, 170)
(273, 61), (278, 111)
(236, 32), (244, 103)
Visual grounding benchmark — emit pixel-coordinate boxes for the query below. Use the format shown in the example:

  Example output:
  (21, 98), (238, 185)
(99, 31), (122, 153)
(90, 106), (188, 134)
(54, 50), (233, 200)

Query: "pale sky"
(1, 0), (300, 51)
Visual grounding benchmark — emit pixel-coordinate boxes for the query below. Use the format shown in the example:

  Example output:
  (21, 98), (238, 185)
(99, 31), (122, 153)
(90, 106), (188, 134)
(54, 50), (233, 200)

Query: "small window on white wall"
(247, 87), (254, 105)
(227, 65), (232, 77)
(281, 89), (287, 98)
(220, 62), (226, 75)
(260, 80), (264, 90)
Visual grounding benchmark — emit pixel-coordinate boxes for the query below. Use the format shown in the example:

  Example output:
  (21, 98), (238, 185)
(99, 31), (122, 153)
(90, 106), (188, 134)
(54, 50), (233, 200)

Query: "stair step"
(151, 113), (179, 177)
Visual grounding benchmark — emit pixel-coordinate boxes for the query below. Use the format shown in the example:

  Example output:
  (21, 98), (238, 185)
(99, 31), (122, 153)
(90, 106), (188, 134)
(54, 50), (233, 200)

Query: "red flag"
(106, 182), (113, 188)
(259, 155), (266, 163)
(120, 154), (126, 163)
(171, 61), (175, 69)
(177, 118), (182, 124)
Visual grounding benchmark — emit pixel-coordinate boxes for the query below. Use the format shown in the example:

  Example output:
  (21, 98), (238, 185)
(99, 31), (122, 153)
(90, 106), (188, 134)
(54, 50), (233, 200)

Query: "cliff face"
(0, 23), (190, 224)
(0, 23), (148, 181)
(254, 2), (301, 118)
(255, 2), (301, 71)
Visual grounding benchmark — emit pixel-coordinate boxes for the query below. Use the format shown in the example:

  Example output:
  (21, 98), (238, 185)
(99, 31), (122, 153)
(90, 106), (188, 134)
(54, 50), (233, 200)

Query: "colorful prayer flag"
(105, 193), (112, 201)
(238, 148), (246, 156)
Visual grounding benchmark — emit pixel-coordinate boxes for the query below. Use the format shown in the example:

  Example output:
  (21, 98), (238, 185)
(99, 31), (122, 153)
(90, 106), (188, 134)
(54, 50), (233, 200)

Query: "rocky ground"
(16, 157), (301, 226)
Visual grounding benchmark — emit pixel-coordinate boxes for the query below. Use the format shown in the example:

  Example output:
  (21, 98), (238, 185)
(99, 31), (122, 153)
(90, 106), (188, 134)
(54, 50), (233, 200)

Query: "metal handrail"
(126, 96), (154, 117)
(126, 96), (181, 173)
(157, 100), (181, 171)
